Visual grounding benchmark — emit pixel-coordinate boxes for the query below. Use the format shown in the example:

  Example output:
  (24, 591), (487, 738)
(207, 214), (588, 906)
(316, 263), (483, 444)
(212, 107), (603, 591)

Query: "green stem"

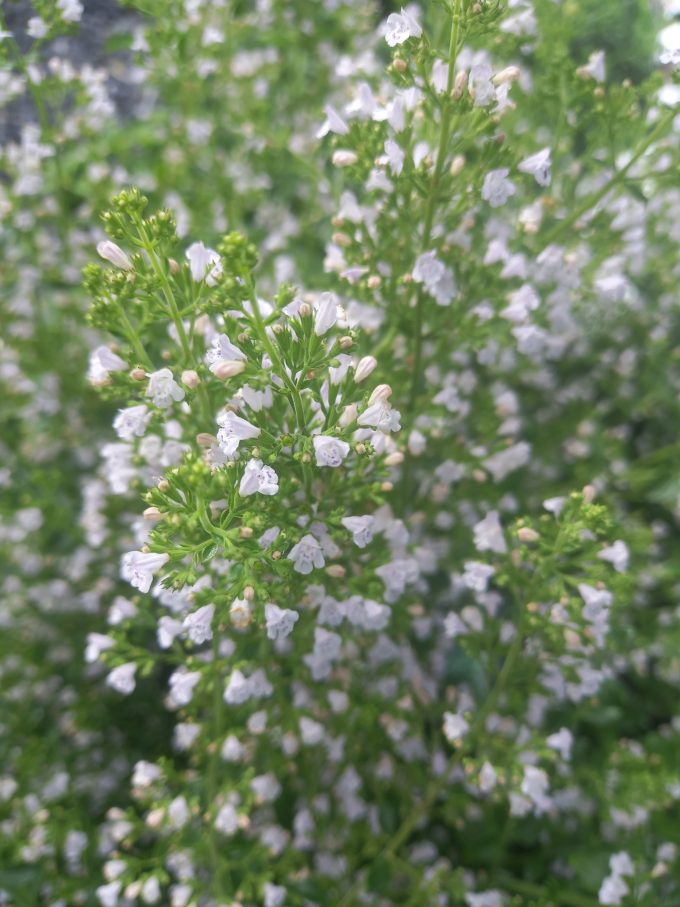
(539, 107), (676, 251)
(496, 874), (600, 907)
(206, 629), (228, 900)
(118, 306), (154, 371)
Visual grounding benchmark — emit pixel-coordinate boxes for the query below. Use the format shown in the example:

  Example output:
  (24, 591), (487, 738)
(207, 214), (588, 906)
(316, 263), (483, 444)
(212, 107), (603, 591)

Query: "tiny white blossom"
(518, 147), (552, 186)
(264, 882), (287, 907)
(146, 368), (185, 408)
(313, 435), (350, 468)
(264, 603), (300, 640)
(169, 669), (201, 706)
(481, 168), (516, 207)
(106, 662), (137, 695)
(597, 540), (629, 572)
(289, 534), (325, 575)
(239, 458), (279, 496)
(88, 346), (127, 384)
(186, 241), (222, 285)
(57, 0), (84, 22)
(598, 874), (629, 906)
(121, 551), (170, 594)
(443, 712), (469, 743)
(341, 515), (375, 548)
(473, 511), (507, 555)
(224, 669), (251, 705)
(97, 240), (132, 270)
(216, 410), (261, 457)
(314, 292), (338, 336)
(113, 404), (151, 441)
(215, 802), (239, 835)
(384, 139), (405, 175)
(385, 9), (422, 46)
(183, 604), (215, 644)
(205, 333), (246, 373)
(357, 401), (401, 432)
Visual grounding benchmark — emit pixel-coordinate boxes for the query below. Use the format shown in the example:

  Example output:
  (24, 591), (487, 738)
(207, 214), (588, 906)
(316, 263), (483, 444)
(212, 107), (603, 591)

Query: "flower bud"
(450, 154), (465, 176)
(339, 335), (353, 350)
(493, 66), (521, 85)
(354, 442), (367, 455)
(332, 150), (359, 168)
(239, 526), (254, 539)
(368, 383), (392, 404)
(384, 451), (404, 466)
(298, 302), (313, 318)
(517, 527), (539, 543)
(339, 403), (358, 427)
(393, 58), (408, 74)
(452, 69), (467, 99)
(582, 484), (597, 503)
(181, 369), (201, 388)
(213, 360), (246, 380)
(230, 598), (252, 629)
(326, 564), (346, 578)
(143, 507), (163, 522)
(380, 481), (394, 492)
(168, 257), (180, 275)
(367, 275), (382, 289)
(354, 355), (377, 383)
(97, 240), (133, 270)
(130, 367), (146, 381)
(243, 585), (255, 601)
(158, 479), (170, 492)
(196, 432), (216, 447)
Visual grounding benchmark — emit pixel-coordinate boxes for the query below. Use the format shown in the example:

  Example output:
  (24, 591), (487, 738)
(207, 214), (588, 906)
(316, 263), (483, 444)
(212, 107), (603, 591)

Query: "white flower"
(598, 874), (629, 906)
(221, 735), (245, 761)
(106, 663), (137, 695)
(85, 633), (115, 663)
(264, 882), (287, 907)
(518, 147), (552, 186)
(473, 511), (507, 555)
(482, 442), (531, 481)
(186, 241), (222, 285)
(239, 458), (279, 496)
(224, 669), (251, 705)
(341, 515), (375, 548)
(413, 251), (445, 287)
(113, 404), (151, 441)
(314, 292), (338, 336)
(183, 604), (215, 644)
(479, 762), (498, 793)
(57, 0), (84, 22)
(521, 765), (551, 813)
(264, 603), (300, 640)
(357, 401), (401, 432)
(121, 550), (170, 594)
(443, 712), (469, 743)
(88, 346), (127, 384)
(157, 616), (184, 649)
(96, 881), (122, 907)
(609, 853), (634, 878)
(169, 670), (201, 706)
(384, 139), (405, 176)
(317, 104), (349, 139)
(167, 795), (190, 829)
(288, 534), (325, 575)
(469, 62), (495, 107)
(481, 168), (516, 207)
(132, 761), (162, 788)
(215, 802), (239, 835)
(385, 9), (422, 46)
(546, 727), (574, 760)
(313, 435), (350, 468)
(146, 368), (185, 408)
(462, 560), (495, 593)
(27, 16), (49, 39)
(96, 240), (132, 270)
(205, 333), (246, 373)
(580, 49), (606, 83)
(216, 410), (261, 457)
(597, 540), (629, 572)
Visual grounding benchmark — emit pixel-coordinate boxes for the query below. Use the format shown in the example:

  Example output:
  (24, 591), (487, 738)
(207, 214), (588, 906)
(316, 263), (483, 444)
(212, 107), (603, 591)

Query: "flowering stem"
(495, 874), (600, 907)
(206, 628), (229, 900)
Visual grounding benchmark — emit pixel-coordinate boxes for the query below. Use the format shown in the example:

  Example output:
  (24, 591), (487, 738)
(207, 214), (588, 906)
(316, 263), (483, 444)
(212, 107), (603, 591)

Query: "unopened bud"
(298, 302), (313, 318)
(182, 369), (200, 388)
(339, 335), (353, 350)
(582, 484), (597, 503)
(380, 481), (394, 492)
(157, 479), (170, 492)
(450, 154), (465, 176)
(332, 149), (359, 168)
(243, 585), (255, 601)
(168, 258), (180, 275)
(229, 598), (252, 629)
(213, 360), (246, 380)
(354, 442), (367, 455)
(272, 323), (284, 334)
(472, 469), (487, 483)
(143, 507), (163, 522)
(354, 355), (377, 383)
(368, 383), (392, 404)
(271, 550), (282, 560)
(326, 564), (346, 578)
(384, 451), (404, 466)
(196, 432), (216, 447)
(339, 403), (358, 427)
(393, 59), (407, 74)
(301, 452), (312, 464)
(332, 232), (352, 247)
(239, 526), (254, 539)
(517, 527), (539, 543)
(130, 367), (146, 381)
(493, 66), (521, 86)
(452, 69), (467, 99)
(97, 240), (133, 270)
(367, 275), (382, 289)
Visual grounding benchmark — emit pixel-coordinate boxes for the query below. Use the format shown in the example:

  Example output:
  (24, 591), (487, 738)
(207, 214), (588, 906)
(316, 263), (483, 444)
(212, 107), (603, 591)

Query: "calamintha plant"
(2, 1), (680, 906)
